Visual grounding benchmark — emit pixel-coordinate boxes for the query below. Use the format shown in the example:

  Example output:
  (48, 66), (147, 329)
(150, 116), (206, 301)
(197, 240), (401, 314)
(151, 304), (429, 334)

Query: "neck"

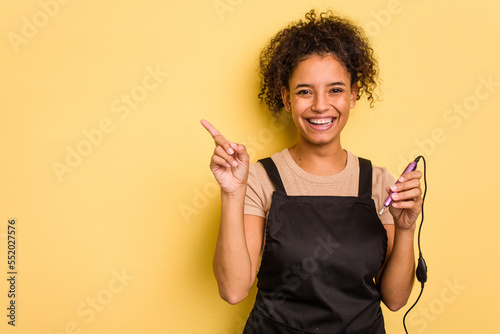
(289, 139), (347, 176)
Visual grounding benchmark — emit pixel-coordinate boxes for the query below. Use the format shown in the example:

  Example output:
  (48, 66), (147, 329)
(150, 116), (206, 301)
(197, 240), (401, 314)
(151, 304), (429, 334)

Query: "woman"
(201, 9), (422, 334)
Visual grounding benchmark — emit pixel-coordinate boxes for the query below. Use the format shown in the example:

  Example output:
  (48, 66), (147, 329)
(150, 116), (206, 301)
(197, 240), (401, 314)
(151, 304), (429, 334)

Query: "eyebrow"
(294, 82), (346, 89)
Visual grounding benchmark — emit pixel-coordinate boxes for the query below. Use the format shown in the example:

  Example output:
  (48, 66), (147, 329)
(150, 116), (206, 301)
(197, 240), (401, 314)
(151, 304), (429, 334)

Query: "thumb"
(232, 143), (249, 162)
(385, 186), (392, 195)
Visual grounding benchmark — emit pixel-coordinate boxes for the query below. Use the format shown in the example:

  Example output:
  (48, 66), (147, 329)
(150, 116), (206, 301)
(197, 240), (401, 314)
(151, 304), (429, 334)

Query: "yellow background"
(1, 0), (499, 333)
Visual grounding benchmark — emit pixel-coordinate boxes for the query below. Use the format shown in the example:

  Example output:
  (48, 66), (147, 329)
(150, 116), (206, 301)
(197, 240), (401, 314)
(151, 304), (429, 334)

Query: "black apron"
(243, 157), (388, 334)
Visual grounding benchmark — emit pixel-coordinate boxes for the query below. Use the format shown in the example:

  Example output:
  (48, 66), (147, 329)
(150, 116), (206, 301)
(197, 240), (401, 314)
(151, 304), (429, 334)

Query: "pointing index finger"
(200, 119), (235, 155)
(200, 119), (222, 139)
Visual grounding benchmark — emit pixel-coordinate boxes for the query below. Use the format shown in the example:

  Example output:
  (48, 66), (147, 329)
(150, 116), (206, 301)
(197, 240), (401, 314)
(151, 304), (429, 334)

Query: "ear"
(350, 84), (358, 108)
(281, 86), (291, 112)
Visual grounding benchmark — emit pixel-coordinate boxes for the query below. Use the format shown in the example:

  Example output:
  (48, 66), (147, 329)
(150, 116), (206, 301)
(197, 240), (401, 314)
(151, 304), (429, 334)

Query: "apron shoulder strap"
(257, 157), (287, 194)
(358, 157), (373, 199)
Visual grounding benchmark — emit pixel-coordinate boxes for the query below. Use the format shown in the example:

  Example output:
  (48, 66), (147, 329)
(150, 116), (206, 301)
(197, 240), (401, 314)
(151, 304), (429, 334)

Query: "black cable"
(402, 155), (427, 334)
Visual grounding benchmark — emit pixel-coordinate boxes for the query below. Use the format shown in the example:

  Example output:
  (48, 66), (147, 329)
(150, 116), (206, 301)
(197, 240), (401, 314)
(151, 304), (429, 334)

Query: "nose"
(312, 93), (330, 112)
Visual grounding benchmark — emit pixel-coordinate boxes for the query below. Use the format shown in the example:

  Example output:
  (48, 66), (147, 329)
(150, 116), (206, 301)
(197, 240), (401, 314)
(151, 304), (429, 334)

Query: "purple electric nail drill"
(379, 156), (422, 215)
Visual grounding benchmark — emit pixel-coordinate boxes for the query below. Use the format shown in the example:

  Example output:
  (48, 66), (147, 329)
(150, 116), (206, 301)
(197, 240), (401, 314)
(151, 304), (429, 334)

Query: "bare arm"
(377, 170), (423, 311)
(201, 120), (265, 304)
(214, 209), (264, 304)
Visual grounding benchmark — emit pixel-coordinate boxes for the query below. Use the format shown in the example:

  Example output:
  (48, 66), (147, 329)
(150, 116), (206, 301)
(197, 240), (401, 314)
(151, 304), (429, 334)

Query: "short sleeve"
(372, 166), (396, 225)
(244, 163), (267, 218)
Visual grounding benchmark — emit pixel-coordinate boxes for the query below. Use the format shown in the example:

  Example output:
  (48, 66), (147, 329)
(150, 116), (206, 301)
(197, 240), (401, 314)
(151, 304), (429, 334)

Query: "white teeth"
(309, 118), (333, 125)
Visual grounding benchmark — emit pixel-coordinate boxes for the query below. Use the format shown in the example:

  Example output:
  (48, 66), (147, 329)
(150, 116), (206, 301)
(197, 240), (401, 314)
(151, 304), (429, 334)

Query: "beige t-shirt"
(244, 148), (395, 225)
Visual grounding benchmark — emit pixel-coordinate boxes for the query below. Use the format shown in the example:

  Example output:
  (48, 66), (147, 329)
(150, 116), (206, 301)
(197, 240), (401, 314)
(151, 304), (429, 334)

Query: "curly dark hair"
(258, 9), (379, 117)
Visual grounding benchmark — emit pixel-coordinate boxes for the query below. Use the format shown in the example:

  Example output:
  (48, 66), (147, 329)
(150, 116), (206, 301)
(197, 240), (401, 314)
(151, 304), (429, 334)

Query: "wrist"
(221, 186), (247, 199)
(394, 223), (416, 237)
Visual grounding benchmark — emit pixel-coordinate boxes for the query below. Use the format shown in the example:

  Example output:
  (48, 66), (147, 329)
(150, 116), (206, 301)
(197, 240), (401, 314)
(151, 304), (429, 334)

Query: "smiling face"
(281, 53), (358, 151)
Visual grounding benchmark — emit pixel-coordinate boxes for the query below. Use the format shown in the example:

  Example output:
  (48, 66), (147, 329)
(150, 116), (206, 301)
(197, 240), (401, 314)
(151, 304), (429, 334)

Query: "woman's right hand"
(201, 119), (249, 195)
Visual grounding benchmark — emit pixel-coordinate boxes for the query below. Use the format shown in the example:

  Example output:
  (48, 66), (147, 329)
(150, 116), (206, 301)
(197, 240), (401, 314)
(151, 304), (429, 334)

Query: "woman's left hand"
(387, 170), (423, 231)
